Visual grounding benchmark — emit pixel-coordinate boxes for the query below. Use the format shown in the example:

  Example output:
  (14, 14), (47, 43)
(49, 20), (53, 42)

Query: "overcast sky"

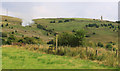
(0, 1), (119, 25)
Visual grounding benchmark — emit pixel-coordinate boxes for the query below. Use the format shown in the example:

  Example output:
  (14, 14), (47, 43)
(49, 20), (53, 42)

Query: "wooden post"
(56, 34), (58, 51)
(116, 50), (117, 56)
(86, 47), (88, 59)
(96, 49), (98, 56)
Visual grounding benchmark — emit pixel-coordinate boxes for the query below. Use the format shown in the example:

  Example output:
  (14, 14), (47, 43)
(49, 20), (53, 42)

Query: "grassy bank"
(2, 47), (116, 69)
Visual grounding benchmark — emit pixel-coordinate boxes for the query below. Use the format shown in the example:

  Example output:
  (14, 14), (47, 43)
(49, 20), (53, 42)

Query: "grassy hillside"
(1, 15), (119, 68)
(1, 15), (118, 45)
(0, 15), (51, 42)
(33, 18), (118, 46)
(2, 47), (115, 69)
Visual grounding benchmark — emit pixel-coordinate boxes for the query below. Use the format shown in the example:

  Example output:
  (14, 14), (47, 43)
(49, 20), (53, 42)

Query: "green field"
(2, 47), (115, 69)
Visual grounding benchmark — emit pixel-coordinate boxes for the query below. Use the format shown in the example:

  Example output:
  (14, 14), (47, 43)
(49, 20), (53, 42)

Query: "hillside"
(32, 18), (118, 46)
(0, 15), (51, 43)
(1, 15), (118, 45)
(1, 15), (119, 68)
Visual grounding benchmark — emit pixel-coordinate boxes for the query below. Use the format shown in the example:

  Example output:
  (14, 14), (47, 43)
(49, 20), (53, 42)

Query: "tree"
(52, 30), (86, 47)
(74, 30), (86, 46)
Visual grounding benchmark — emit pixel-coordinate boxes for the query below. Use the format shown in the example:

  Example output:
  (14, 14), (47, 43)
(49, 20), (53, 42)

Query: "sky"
(0, 1), (119, 26)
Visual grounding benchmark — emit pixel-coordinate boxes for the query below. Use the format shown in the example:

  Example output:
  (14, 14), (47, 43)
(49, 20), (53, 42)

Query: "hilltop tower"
(101, 16), (103, 20)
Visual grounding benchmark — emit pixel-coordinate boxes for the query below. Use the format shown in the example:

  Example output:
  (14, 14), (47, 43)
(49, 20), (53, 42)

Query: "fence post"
(86, 47), (88, 59)
(56, 34), (58, 52)
(116, 50), (118, 57)
(96, 49), (98, 56)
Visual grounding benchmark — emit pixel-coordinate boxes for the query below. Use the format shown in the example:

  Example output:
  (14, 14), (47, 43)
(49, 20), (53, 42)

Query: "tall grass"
(36, 46), (118, 67)
(3, 45), (118, 67)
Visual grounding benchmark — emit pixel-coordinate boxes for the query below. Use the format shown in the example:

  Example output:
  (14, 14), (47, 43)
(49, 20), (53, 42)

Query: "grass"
(2, 47), (116, 69)
(0, 47), (1, 70)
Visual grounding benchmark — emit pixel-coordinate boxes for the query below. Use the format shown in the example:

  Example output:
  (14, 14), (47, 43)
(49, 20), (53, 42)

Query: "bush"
(1, 24), (3, 27)
(18, 39), (24, 43)
(22, 35), (24, 37)
(2, 39), (6, 45)
(5, 23), (8, 26)
(24, 37), (36, 44)
(85, 35), (90, 37)
(58, 20), (63, 23)
(11, 27), (13, 29)
(47, 40), (53, 44)
(97, 42), (104, 47)
(93, 32), (96, 35)
(50, 21), (55, 23)
(56, 47), (66, 56)
(12, 32), (14, 34)
(6, 35), (17, 45)
(52, 30), (86, 47)
(106, 44), (112, 50)
(72, 30), (75, 32)
(5, 19), (7, 21)
(64, 20), (69, 22)
(15, 30), (17, 33)
(2, 33), (7, 37)
(37, 24), (45, 29)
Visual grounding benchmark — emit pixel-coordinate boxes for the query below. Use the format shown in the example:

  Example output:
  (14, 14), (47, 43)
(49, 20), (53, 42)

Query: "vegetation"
(1, 15), (119, 69)
(2, 47), (116, 69)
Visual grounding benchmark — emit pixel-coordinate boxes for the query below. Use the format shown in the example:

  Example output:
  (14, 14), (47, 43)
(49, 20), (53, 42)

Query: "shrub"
(6, 35), (17, 45)
(5, 23), (8, 26)
(2, 33), (7, 37)
(2, 39), (6, 45)
(11, 27), (13, 29)
(52, 30), (86, 47)
(46, 33), (49, 36)
(22, 35), (24, 37)
(93, 32), (96, 35)
(97, 42), (104, 47)
(15, 30), (17, 33)
(50, 21), (55, 23)
(58, 20), (63, 23)
(24, 37), (36, 44)
(18, 39), (24, 43)
(12, 32), (14, 34)
(72, 30), (75, 32)
(64, 20), (69, 22)
(1, 24), (3, 27)
(56, 47), (66, 56)
(37, 24), (45, 29)
(47, 40), (53, 44)
(106, 44), (112, 50)
(5, 19), (7, 21)
(85, 34), (90, 37)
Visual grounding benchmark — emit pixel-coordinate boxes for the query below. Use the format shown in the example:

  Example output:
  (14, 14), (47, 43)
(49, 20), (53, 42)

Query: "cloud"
(1, 2), (118, 26)
(31, 5), (76, 18)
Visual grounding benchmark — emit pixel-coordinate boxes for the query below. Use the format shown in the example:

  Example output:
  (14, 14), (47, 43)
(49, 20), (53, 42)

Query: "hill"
(1, 15), (119, 68)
